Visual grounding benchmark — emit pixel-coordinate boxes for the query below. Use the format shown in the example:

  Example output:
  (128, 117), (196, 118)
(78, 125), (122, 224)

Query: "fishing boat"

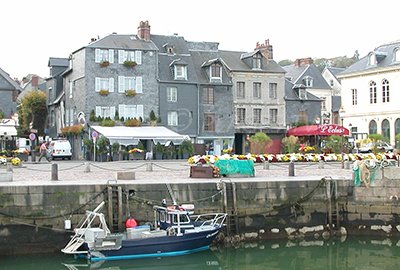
(62, 201), (227, 262)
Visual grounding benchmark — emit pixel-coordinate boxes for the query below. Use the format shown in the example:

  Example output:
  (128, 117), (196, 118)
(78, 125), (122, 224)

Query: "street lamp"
(339, 106), (345, 127)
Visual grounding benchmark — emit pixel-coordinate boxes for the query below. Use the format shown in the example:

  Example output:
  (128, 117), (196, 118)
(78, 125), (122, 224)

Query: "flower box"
(99, 89), (109, 96)
(123, 60), (137, 68)
(190, 166), (214, 178)
(99, 61), (110, 67)
(125, 89), (137, 97)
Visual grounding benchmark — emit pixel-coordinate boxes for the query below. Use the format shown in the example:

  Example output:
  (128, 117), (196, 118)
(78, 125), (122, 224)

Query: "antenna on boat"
(166, 183), (177, 205)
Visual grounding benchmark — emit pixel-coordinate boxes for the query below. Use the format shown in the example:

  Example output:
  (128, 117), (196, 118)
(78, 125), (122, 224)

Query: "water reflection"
(2, 237), (400, 270)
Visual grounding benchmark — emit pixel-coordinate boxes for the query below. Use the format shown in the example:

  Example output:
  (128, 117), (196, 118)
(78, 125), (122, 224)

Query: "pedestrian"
(39, 142), (51, 162)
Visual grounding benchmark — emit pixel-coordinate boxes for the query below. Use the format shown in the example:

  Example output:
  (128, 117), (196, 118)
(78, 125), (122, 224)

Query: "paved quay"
(0, 160), (353, 186)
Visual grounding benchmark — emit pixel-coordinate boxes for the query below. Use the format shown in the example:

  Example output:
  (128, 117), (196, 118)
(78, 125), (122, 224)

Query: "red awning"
(287, 124), (349, 136)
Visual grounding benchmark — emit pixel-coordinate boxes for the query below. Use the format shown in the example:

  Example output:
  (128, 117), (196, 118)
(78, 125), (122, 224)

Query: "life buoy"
(125, 217), (137, 228)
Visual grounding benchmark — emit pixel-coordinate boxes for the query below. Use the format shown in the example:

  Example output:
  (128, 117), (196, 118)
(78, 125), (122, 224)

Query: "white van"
(48, 140), (72, 160)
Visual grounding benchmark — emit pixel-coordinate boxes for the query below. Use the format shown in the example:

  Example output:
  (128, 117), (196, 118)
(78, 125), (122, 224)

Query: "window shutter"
(109, 78), (114, 92)
(118, 76), (125, 93)
(109, 49), (114, 63)
(69, 82), (73, 98)
(95, 106), (101, 117)
(119, 104), (125, 119)
(137, 105), (144, 119)
(110, 106), (116, 119)
(95, 78), (100, 92)
(135, 51), (142, 65)
(118, 50), (125, 64)
(136, 76), (142, 93)
(95, 49), (101, 63)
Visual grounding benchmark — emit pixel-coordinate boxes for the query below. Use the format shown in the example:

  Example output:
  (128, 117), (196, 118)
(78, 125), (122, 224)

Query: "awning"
(287, 124), (349, 136)
(0, 125), (17, 137)
(91, 126), (187, 146)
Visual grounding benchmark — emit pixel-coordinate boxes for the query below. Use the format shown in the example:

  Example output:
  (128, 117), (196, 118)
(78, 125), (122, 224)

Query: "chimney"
(137, 20), (151, 41)
(255, 39), (273, 60)
(294, 57), (313, 67)
(31, 75), (38, 87)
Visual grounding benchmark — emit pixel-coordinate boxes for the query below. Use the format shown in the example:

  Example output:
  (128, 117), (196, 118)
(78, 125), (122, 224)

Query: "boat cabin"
(153, 204), (195, 236)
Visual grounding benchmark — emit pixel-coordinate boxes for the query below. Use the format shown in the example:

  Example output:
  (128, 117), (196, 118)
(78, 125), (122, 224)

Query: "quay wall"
(2, 166), (400, 255)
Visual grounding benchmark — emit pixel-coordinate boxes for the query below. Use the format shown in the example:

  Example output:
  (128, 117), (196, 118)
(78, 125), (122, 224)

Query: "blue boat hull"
(89, 227), (221, 262)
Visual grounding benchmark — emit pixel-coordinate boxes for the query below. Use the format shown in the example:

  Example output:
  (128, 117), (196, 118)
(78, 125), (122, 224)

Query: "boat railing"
(192, 213), (227, 228)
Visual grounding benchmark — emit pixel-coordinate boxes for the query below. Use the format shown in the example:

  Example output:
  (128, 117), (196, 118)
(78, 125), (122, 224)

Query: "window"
(12, 89), (19, 102)
(95, 106), (116, 119)
(253, 82), (261, 99)
(368, 53), (376, 65)
(203, 87), (214, 104)
(269, 83), (277, 99)
(330, 79), (334, 87)
(252, 54), (261, 69)
(95, 77), (114, 92)
(299, 111), (308, 123)
(369, 81), (377, 104)
(174, 65), (187, 80)
(382, 79), (390, 103)
(210, 63), (222, 81)
(118, 76), (142, 93)
(95, 49), (114, 63)
(395, 49), (400, 62)
(69, 81), (73, 98)
(204, 113), (215, 131)
(253, 109), (261, 124)
(321, 97), (326, 111)
(166, 87), (177, 102)
(269, 109), (278, 123)
(304, 77), (313, 87)
(237, 108), (245, 124)
(118, 104), (143, 119)
(351, 89), (357, 105)
(382, 119), (390, 141)
(369, 120), (377, 134)
(168, 111), (178, 126)
(299, 89), (307, 99)
(237, 82), (245, 98)
(118, 50), (142, 64)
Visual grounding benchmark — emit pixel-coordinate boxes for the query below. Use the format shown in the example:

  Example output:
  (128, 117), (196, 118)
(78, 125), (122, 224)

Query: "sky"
(1, 0), (399, 80)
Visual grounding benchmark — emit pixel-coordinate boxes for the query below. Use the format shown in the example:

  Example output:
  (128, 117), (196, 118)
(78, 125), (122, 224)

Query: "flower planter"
(190, 166), (213, 178)
(133, 152), (145, 160)
(17, 153), (29, 162)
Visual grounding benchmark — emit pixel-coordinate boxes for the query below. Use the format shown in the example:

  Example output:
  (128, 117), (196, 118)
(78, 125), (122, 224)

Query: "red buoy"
(125, 217), (137, 228)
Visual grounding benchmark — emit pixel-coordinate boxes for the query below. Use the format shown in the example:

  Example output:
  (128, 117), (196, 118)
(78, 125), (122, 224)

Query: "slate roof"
(283, 64), (331, 89)
(0, 67), (22, 91)
(284, 79), (320, 101)
(339, 40), (400, 76)
(48, 57), (69, 67)
(331, 95), (341, 112)
(73, 34), (158, 53)
(326, 67), (345, 80)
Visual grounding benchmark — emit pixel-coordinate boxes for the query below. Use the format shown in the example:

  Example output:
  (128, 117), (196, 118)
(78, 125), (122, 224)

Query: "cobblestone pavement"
(0, 160), (353, 186)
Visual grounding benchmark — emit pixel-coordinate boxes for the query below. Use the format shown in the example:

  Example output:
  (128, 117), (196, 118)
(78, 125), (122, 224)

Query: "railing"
(192, 213), (227, 228)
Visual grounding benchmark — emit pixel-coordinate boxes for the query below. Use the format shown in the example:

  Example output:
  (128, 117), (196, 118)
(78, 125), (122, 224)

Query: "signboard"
(30, 129), (38, 133)
(91, 131), (98, 138)
(29, 133), (36, 141)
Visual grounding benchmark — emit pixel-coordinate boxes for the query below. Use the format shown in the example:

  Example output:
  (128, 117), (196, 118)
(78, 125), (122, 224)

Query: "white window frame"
(118, 50), (141, 64)
(351, 88), (358, 105)
(95, 106), (116, 119)
(253, 108), (261, 124)
(368, 53), (376, 66)
(118, 104), (143, 119)
(237, 82), (245, 99)
(210, 63), (222, 82)
(304, 77), (313, 87)
(167, 87), (177, 102)
(269, 83), (277, 99)
(168, 111), (178, 126)
(95, 49), (114, 63)
(253, 82), (261, 99)
(269, 108), (278, 123)
(95, 77), (114, 92)
(174, 65), (187, 80)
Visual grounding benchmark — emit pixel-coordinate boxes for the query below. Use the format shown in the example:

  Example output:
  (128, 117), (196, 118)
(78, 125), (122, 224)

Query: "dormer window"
(394, 48), (400, 62)
(210, 63), (222, 82)
(174, 65), (187, 80)
(167, 47), (174, 54)
(252, 54), (262, 69)
(368, 53), (376, 66)
(304, 76), (313, 87)
(299, 88), (307, 99)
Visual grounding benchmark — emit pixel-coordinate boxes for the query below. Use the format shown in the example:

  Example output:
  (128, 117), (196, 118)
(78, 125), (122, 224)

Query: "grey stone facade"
(0, 67), (21, 118)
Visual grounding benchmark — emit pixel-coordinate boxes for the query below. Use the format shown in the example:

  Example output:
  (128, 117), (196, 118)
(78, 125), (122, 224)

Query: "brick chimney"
(255, 39), (273, 60)
(31, 75), (38, 87)
(294, 57), (313, 67)
(137, 20), (151, 41)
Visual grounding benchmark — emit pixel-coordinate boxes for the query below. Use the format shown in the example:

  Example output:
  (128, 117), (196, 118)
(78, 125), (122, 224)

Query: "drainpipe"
(197, 84), (200, 141)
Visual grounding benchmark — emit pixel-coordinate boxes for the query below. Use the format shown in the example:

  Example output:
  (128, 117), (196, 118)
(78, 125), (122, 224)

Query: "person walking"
(38, 142), (51, 162)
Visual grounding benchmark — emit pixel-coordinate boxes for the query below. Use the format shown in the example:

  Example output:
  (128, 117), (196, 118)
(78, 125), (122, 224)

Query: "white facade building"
(338, 41), (400, 146)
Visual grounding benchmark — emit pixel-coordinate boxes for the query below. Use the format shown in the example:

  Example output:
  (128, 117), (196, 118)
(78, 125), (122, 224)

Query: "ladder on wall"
(223, 182), (239, 236)
(107, 184), (124, 232)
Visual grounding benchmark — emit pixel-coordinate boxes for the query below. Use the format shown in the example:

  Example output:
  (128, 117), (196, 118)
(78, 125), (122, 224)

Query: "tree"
(282, 136), (299, 153)
(0, 109), (4, 120)
(278, 59), (293, 66)
(18, 90), (47, 136)
(249, 132), (272, 154)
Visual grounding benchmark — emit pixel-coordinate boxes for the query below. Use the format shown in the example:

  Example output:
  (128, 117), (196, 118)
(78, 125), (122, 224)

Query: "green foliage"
(368, 134), (384, 142)
(291, 121), (309, 128)
(278, 59), (293, 66)
(179, 139), (194, 155)
(137, 141), (144, 150)
(89, 110), (96, 122)
(0, 109), (4, 119)
(111, 142), (120, 154)
(96, 136), (110, 154)
(123, 60), (137, 68)
(114, 110), (119, 120)
(125, 118), (141, 127)
(149, 110), (157, 122)
(249, 132), (272, 154)
(18, 90), (47, 136)
(83, 139), (94, 153)
(155, 142), (165, 153)
(323, 135), (343, 154)
(396, 134), (400, 149)
(282, 136), (299, 153)
(100, 119), (116, 127)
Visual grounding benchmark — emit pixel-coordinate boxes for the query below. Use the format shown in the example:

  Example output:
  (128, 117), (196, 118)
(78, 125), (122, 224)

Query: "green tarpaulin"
(215, 160), (255, 177)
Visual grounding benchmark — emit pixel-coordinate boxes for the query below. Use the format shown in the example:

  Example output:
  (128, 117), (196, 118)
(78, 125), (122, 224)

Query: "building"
(338, 40), (400, 146)
(283, 58), (332, 124)
(0, 67), (22, 118)
(322, 66), (345, 96)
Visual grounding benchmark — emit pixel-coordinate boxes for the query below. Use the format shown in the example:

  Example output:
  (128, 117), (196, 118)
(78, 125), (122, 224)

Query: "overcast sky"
(2, 0), (399, 80)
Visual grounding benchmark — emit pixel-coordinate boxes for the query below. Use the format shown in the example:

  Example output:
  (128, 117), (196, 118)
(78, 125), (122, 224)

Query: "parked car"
(48, 139), (72, 160)
(358, 141), (394, 153)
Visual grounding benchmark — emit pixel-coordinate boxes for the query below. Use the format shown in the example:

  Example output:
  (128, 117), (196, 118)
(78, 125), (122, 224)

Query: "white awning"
(91, 126), (187, 146)
(0, 125), (17, 137)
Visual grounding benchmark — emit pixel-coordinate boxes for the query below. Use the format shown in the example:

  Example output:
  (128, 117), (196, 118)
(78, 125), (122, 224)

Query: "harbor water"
(1, 236), (400, 270)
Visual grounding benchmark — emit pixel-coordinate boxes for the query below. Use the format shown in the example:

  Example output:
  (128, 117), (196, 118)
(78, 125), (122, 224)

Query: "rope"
(0, 188), (107, 220)
(10, 219), (74, 233)
(152, 162), (188, 171)
(58, 163), (85, 171)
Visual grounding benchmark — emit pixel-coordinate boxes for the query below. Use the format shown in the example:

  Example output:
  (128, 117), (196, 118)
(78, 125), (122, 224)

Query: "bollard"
(84, 162), (91, 173)
(146, 162), (153, 172)
(318, 160), (325, 169)
(51, 163), (58, 181)
(6, 164), (13, 172)
(263, 161), (270, 170)
(288, 161), (295, 176)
